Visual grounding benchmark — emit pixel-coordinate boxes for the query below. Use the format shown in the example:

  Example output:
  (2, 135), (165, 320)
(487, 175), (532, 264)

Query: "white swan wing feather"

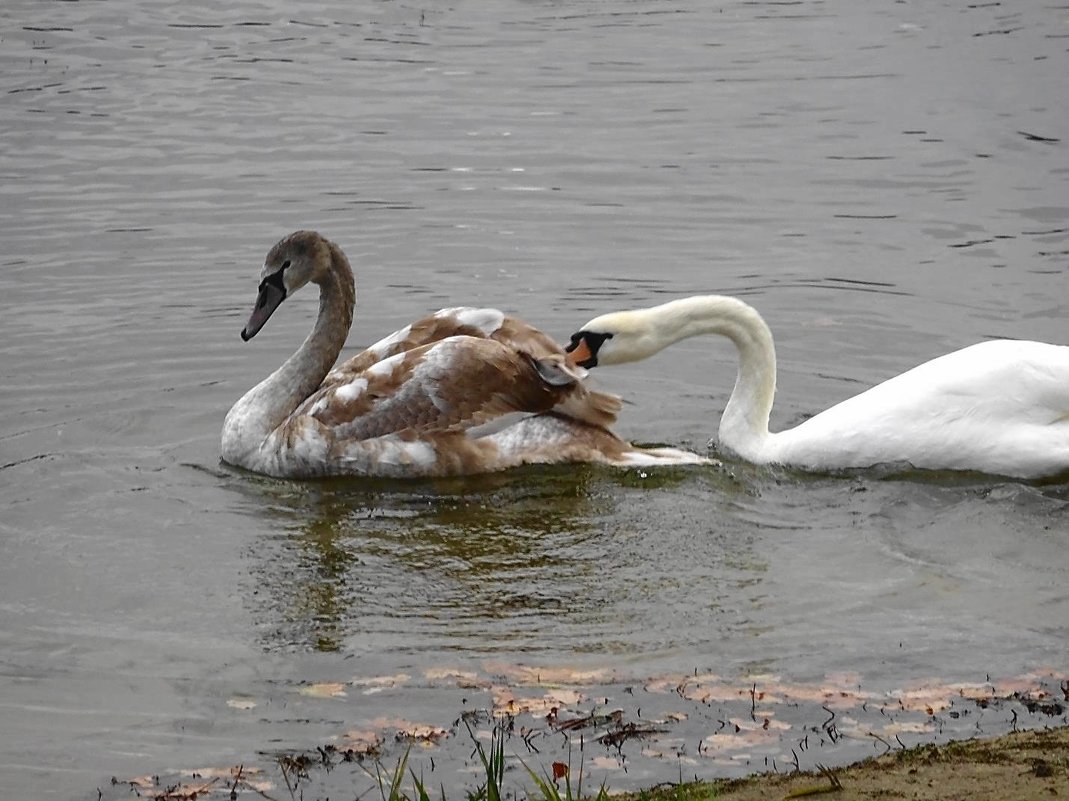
(772, 340), (1069, 476)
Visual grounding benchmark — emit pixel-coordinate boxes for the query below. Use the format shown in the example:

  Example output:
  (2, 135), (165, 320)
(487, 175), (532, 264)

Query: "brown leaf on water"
(990, 674), (1060, 696)
(125, 767), (271, 797)
(949, 682), (996, 701)
(188, 766), (262, 779)
(766, 679), (871, 708)
(529, 688), (586, 712)
(516, 695), (560, 715)
(704, 728), (776, 751)
(729, 716), (790, 732)
(298, 682), (348, 698)
(164, 768), (273, 795)
(424, 667), (488, 688)
(640, 745), (700, 766)
(552, 761), (569, 781)
(338, 729), (384, 755)
(401, 724), (449, 744)
(350, 673), (411, 693)
(368, 717), (449, 743)
(879, 720), (934, 735)
(491, 685), (584, 715)
(143, 778), (218, 800)
(675, 680), (757, 704)
(483, 661), (610, 686)
(492, 686), (519, 715)
(838, 717), (934, 741)
(589, 755), (625, 770)
(889, 684), (955, 713)
(644, 672), (723, 694)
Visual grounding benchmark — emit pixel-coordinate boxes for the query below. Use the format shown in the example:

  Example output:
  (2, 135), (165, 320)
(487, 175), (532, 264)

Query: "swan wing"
(246, 335), (633, 477)
(327, 307), (564, 382)
(303, 335), (612, 440)
(326, 308), (622, 429)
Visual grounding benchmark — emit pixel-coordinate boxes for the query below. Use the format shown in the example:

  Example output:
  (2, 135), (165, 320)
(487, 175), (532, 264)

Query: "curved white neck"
(222, 250), (354, 464)
(631, 296), (779, 459)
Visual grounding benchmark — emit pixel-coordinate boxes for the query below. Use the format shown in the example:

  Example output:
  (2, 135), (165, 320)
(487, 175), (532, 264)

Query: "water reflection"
(226, 466), (646, 651)
(224, 463), (764, 656)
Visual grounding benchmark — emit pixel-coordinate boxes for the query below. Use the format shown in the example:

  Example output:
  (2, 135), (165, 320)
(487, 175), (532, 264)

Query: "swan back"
(773, 339), (1069, 477)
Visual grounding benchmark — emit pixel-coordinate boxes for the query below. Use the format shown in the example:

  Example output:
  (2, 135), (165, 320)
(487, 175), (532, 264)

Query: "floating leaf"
(187, 766), (261, 779)
(350, 673), (410, 691)
(299, 682), (348, 698)
(367, 717), (449, 743)
(338, 729), (383, 755)
(589, 755), (624, 770)
(424, 667), (486, 688)
(483, 661), (609, 686)
(491, 685), (586, 715)
(705, 726), (778, 750)
(143, 778), (217, 799)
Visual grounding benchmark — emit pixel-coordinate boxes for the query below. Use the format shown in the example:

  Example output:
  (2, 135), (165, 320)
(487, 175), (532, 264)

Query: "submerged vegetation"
(103, 666), (1067, 801)
(107, 721), (1068, 801)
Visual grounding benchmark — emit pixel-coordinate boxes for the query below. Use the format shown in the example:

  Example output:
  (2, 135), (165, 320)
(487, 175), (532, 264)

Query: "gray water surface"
(1, 1), (1067, 798)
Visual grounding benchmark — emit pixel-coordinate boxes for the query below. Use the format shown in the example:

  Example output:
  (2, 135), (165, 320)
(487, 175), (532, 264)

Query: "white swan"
(565, 295), (1069, 480)
(221, 231), (706, 478)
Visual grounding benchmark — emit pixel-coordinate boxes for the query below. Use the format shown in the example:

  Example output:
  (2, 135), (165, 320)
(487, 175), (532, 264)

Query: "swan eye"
(259, 264), (288, 297)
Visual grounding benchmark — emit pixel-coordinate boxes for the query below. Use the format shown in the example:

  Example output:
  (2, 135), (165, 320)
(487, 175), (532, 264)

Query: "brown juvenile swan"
(221, 231), (708, 478)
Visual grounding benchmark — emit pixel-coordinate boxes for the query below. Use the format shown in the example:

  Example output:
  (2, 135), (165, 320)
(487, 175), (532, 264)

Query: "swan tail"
(554, 389), (624, 429)
(618, 445), (712, 467)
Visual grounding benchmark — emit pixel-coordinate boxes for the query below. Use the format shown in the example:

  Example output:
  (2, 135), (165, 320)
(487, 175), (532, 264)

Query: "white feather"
(334, 377), (368, 403)
(434, 307), (505, 337)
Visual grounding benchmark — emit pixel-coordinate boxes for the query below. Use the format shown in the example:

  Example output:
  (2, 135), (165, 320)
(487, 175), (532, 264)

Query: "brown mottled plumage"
(220, 230), (708, 478)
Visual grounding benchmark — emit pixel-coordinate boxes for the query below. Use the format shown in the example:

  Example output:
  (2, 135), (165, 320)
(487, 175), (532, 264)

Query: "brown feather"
(305, 337), (571, 442)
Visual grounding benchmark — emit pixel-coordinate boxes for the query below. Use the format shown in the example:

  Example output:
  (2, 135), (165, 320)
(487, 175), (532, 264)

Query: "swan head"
(565, 308), (663, 368)
(241, 230), (334, 341)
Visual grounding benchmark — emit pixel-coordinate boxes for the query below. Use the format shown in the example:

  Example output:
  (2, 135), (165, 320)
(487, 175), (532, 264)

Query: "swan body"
(221, 231), (707, 478)
(566, 295), (1069, 480)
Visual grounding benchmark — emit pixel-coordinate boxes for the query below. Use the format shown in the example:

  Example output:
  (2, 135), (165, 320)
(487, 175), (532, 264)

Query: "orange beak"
(565, 337), (594, 368)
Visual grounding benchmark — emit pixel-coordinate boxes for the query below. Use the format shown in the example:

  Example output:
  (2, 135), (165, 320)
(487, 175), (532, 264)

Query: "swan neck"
(649, 296), (777, 457)
(224, 246), (354, 459)
(283, 257), (354, 407)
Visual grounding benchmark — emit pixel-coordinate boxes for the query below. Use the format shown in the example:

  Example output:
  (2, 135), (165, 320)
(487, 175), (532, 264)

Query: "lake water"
(1, 1), (1067, 798)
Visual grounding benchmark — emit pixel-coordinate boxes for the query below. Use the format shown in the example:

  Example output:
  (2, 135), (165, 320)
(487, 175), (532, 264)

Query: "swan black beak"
(241, 273), (287, 341)
(566, 330), (612, 369)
